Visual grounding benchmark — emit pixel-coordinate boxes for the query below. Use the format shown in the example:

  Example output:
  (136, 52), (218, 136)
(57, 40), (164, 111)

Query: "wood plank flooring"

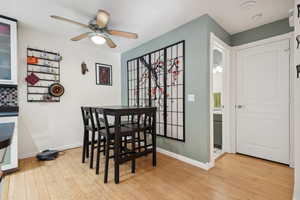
(3, 148), (294, 200)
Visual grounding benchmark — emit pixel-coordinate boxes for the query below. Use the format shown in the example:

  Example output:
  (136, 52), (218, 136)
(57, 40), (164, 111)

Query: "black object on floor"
(36, 150), (59, 161)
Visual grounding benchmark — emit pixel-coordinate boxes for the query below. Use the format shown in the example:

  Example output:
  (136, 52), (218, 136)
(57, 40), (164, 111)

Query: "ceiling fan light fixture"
(90, 33), (106, 45)
(51, 9), (137, 48)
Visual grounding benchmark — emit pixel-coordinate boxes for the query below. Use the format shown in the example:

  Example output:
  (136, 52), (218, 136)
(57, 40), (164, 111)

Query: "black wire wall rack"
(26, 48), (61, 102)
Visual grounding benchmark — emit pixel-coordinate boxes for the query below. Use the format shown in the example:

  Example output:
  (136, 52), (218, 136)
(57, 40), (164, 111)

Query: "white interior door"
(236, 39), (290, 164)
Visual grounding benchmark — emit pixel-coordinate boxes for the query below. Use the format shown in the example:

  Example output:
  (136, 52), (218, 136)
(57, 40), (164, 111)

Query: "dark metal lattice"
(127, 41), (185, 142)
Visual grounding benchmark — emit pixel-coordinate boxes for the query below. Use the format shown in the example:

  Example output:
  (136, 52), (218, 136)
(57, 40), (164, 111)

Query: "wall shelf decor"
(26, 48), (61, 102)
(127, 40), (185, 142)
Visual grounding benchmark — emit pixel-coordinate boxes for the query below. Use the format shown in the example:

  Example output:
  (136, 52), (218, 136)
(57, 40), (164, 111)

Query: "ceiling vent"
(240, 0), (257, 10)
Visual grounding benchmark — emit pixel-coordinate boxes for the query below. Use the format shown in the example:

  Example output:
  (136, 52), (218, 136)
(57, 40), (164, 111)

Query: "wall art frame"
(95, 63), (112, 86)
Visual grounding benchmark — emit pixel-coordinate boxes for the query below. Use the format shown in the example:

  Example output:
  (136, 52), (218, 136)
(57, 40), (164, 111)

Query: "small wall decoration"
(81, 62), (89, 75)
(49, 83), (65, 97)
(25, 72), (40, 85)
(27, 56), (38, 64)
(297, 65), (300, 79)
(95, 63), (112, 86)
(297, 35), (300, 49)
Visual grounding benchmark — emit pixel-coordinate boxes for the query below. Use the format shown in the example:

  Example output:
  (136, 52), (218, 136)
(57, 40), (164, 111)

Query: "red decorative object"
(25, 73), (40, 85)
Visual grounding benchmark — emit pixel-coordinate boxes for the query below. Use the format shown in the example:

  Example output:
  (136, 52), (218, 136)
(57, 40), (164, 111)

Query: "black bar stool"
(93, 108), (137, 183)
(81, 107), (99, 169)
(124, 113), (155, 153)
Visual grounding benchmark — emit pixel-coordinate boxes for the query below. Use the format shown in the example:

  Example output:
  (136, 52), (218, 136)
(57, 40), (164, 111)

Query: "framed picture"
(95, 63), (112, 86)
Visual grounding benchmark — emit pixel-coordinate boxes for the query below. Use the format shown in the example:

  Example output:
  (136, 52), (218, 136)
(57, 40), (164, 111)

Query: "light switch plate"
(188, 94), (195, 102)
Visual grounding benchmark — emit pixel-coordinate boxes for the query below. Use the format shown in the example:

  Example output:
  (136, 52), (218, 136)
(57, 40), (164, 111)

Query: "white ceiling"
(1, 0), (294, 53)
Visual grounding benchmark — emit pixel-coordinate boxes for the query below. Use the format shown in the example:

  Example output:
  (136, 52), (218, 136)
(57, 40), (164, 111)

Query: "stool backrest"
(93, 108), (111, 135)
(81, 107), (96, 130)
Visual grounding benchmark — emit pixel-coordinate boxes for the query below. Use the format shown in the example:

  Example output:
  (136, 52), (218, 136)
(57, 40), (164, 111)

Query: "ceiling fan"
(50, 10), (138, 48)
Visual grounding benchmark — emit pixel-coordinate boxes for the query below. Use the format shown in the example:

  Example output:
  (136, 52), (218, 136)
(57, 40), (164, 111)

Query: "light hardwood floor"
(3, 148), (294, 200)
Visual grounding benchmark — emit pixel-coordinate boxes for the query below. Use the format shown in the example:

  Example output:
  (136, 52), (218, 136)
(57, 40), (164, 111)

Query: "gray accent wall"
(121, 14), (230, 163)
(121, 14), (292, 164)
(231, 18), (294, 46)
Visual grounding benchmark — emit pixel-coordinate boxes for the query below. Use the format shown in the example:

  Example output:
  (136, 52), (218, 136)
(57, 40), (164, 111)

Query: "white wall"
(213, 72), (223, 93)
(294, 1), (300, 199)
(17, 25), (121, 158)
(212, 49), (223, 94)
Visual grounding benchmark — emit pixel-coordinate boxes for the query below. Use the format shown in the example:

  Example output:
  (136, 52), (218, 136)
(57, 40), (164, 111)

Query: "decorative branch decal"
(167, 57), (182, 85)
(139, 55), (183, 104)
(140, 56), (164, 106)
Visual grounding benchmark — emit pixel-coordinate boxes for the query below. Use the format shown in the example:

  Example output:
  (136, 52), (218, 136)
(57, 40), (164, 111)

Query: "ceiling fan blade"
(107, 30), (138, 39)
(71, 32), (91, 41)
(96, 10), (110, 28)
(105, 37), (117, 48)
(50, 15), (89, 28)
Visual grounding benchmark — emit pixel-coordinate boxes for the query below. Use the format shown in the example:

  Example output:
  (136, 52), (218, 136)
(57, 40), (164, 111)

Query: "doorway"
(209, 33), (230, 164)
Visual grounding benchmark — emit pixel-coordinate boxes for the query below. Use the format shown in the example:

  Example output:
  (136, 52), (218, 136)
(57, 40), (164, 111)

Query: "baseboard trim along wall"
(20, 144), (214, 171)
(157, 147), (214, 171)
(19, 143), (82, 159)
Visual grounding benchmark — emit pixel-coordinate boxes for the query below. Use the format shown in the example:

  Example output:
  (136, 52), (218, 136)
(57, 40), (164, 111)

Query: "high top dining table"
(96, 106), (157, 184)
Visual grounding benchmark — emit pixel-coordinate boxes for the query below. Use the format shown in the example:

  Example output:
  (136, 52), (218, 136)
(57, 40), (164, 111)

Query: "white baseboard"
(55, 143), (82, 151)
(19, 144), (214, 171)
(19, 143), (82, 159)
(157, 147), (214, 171)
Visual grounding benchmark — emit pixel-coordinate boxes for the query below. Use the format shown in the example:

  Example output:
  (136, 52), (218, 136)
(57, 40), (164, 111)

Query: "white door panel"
(236, 39), (290, 164)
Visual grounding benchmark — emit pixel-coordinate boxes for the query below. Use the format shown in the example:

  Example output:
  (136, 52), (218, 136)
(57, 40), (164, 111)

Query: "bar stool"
(122, 112), (156, 167)
(80, 107), (98, 169)
(93, 108), (137, 183)
(133, 112), (156, 166)
(124, 113), (154, 153)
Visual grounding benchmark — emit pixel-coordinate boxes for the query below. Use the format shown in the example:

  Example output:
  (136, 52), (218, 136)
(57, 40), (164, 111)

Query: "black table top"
(98, 105), (156, 109)
(0, 123), (15, 149)
(95, 105), (157, 115)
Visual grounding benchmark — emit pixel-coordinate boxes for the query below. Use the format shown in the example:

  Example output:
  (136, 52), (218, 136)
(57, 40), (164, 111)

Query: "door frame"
(209, 33), (231, 166)
(231, 32), (294, 167)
